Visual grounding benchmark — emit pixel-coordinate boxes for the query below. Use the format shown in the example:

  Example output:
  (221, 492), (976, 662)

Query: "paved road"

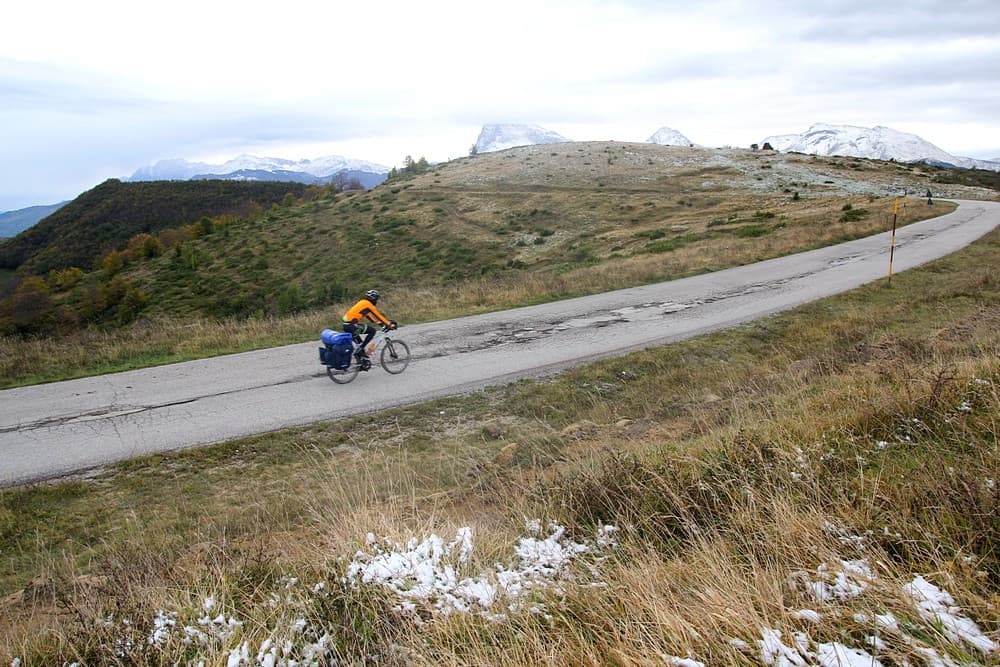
(2, 199), (998, 486)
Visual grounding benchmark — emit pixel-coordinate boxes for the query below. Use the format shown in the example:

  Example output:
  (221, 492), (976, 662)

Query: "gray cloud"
(794, 0), (1000, 42)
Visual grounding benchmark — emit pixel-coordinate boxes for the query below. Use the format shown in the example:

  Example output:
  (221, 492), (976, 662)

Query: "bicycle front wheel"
(380, 338), (411, 374)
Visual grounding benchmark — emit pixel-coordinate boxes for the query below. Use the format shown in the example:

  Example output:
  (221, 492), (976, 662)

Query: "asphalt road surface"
(2, 199), (998, 487)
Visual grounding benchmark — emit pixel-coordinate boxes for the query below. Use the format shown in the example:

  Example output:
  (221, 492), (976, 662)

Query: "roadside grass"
(1, 229), (996, 664)
(0, 198), (954, 389)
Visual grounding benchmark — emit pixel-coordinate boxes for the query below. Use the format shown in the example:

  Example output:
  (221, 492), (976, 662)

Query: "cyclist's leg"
(342, 322), (368, 357)
(356, 323), (376, 357)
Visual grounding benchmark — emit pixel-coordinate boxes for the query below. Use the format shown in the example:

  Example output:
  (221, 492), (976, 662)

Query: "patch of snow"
(794, 559), (874, 602)
(816, 642), (884, 667)
(904, 576), (998, 654)
(345, 521), (616, 619)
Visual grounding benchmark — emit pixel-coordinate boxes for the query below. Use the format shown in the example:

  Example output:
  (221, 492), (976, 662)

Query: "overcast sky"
(2, 0), (999, 211)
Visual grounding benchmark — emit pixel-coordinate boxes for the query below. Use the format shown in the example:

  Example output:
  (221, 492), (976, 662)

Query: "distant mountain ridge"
(188, 168), (386, 190)
(128, 154), (391, 189)
(761, 123), (1000, 171)
(0, 202), (68, 238)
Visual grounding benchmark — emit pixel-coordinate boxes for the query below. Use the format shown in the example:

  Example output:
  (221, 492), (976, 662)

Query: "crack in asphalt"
(458, 267), (820, 351)
(0, 398), (199, 433)
(3, 375), (305, 433)
(453, 227), (925, 353)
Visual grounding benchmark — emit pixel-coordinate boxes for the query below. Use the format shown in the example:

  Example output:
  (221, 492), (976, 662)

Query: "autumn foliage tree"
(101, 250), (125, 277)
(47, 266), (85, 291)
(125, 232), (164, 260)
(1, 277), (54, 333)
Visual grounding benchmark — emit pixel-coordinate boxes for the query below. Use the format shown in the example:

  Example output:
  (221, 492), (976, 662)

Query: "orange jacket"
(343, 298), (391, 326)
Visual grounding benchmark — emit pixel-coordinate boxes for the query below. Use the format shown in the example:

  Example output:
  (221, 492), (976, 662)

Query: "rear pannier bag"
(320, 329), (355, 370)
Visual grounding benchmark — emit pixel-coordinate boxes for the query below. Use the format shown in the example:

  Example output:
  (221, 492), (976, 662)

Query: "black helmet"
(365, 289), (381, 303)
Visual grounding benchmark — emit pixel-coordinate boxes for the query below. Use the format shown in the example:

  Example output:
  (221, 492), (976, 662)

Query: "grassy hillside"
(4, 143), (993, 386)
(0, 179), (314, 277)
(929, 163), (1000, 190)
(1, 225), (996, 665)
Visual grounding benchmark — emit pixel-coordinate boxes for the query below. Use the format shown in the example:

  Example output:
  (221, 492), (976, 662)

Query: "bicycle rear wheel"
(327, 360), (361, 384)
(380, 338), (411, 374)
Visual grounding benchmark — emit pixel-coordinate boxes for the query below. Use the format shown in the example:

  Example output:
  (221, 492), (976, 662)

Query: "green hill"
(0, 178), (312, 276)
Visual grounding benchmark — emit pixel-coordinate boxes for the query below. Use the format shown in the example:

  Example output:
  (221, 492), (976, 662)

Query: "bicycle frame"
(358, 327), (391, 358)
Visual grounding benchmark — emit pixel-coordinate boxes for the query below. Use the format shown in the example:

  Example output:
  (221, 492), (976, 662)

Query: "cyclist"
(342, 289), (396, 359)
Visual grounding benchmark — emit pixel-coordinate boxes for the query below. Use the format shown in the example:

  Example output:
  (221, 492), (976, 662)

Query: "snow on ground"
(770, 555), (998, 667)
(344, 520), (618, 621)
(904, 576), (999, 654)
(24, 521), (997, 667)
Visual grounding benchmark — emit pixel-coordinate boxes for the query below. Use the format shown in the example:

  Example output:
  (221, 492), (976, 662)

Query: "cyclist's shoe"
(360, 359), (372, 371)
(354, 348), (369, 360)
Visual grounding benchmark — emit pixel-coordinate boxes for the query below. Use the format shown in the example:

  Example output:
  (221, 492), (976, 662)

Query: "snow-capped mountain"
(473, 124), (570, 154)
(761, 124), (1000, 171)
(647, 127), (694, 147)
(128, 154), (391, 185)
